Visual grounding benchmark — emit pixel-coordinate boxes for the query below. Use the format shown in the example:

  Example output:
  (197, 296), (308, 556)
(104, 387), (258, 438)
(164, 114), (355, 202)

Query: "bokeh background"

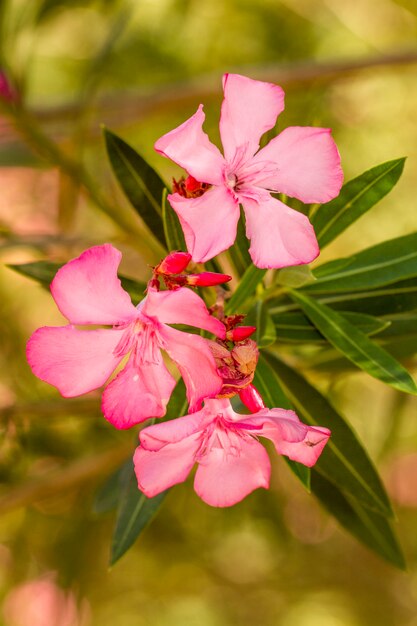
(1, 1), (417, 624)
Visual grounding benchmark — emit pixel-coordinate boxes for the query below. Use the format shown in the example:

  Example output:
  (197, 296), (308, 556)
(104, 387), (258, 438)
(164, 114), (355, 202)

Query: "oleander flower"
(134, 397), (330, 507)
(155, 73), (343, 268)
(27, 244), (225, 428)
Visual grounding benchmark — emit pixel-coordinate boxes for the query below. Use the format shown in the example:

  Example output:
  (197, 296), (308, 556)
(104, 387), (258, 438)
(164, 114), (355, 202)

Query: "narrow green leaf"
(276, 264), (316, 288)
(307, 232), (417, 293)
(103, 128), (166, 247)
(162, 188), (186, 251)
(263, 351), (394, 516)
(227, 207), (252, 276)
(245, 301), (277, 348)
(273, 310), (389, 343)
(254, 356), (310, 490)
(312, 158), (405, 247)
(290, 290), (417, 395)
(93, 459), (132, 515)
(225, 265), (267, 314)
(311, 471), (405, 569)
(110, 462), (167, 565)
(9, 261), (147, 304)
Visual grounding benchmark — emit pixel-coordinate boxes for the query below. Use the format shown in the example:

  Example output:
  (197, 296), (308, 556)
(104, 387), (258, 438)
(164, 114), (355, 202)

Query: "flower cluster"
(26, 72), (340, 506)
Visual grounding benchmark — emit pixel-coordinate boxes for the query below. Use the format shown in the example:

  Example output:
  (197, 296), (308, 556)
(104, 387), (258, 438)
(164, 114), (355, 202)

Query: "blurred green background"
(1, 0), (417, 624)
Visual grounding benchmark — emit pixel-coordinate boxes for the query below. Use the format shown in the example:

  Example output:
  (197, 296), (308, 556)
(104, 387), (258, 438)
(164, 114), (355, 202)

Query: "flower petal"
(246, 408), (331, 467)
(241, 194), (319, 269)
(139, 407), (207, 451)
(253, 126), (343, 203)
(168, 185), (239, 263)
(194, 437), (270, 507)
(101, 355), (176, 429)
(154, 105), (225, 185)
(220, 73), (285, 163)
(26, 326), (124, 397)
(142, 287), (225, 338)
(160, 326), (222, 412)
(51, 244), (137, 325)
(134, 434), (200, 497)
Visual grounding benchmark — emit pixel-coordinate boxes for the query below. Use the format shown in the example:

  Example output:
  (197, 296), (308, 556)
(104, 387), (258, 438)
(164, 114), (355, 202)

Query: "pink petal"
(194, 437), (270, 507)
(101, 355), (176, 429)
(160, 325), (223, 412)
(241, 194), (319, 269)
(220, 73), (285, 163)
(253, 126), (343, 203)
(142, 287), (225, 338)
(139, 407), (207, 451)
(154, 105), (225, 185)
(26, 326), (124, 397)
(168, 185), (239, 263)
(247, 408), (331, 468)
(51, 244), (137, 325)
(134, 434), (201, 497)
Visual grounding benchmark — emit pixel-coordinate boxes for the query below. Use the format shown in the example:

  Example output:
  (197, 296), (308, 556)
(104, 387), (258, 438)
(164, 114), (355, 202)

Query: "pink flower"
(26, 244), (225, 428)
(155, 73), (343, 269)
(134, 397), (330, 507)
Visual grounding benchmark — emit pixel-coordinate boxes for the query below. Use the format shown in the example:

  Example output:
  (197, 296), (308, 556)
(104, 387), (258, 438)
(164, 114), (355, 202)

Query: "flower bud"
(186, 272), (232, 287)
(226, 326), (256, 342)
(239, 384), (265, 413)
(156, 251), (191, 275)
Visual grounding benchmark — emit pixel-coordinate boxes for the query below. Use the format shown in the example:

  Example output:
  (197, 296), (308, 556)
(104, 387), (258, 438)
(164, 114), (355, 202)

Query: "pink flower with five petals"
(155, 73), (343, 269)
(26, 244), (225, 428)
(134, 397), (330, 507)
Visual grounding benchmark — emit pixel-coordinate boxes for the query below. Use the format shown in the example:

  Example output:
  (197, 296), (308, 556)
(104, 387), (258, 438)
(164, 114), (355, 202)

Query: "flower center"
(113, 316), (162, 366)
(225, 172), (237, 189)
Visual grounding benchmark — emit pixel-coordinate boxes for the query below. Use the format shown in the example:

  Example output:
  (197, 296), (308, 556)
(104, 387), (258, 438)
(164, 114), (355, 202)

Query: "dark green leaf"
(227, 208), (252, 276)
(254, 356), (310, 490)
(110, 462), (168, 565)
(311, 471), (405, 569)
(245, 301), (277, 348)
(307, 232), (417, 293)
(312, 158), (405, 247)
(162, 188), (186, 251)
(103, 128), (166, 247)
(273, 310), (389, 343)
(290, 290), (417, 395)
(263, 351), (394, 516)
(93, 459), (132, 515)
(225, 265), (267, 314)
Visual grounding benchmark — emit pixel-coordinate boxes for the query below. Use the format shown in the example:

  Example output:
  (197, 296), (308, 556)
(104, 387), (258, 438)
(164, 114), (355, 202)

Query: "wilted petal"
(101, 355), (176, 428)
(134, 433), (201, 497)
(169, 185), (239, 263)
(242, 194), (319, 268)
(142, 287), (225, 338)
(194, 437), (270, 507)
(160, 326), (222, 412)
(220, 73), (285, 162)
(51, 244), (137, 325)
(154, 105), (225, 185)
(253, 126), (343, 203)
(26, 326), (124, 397)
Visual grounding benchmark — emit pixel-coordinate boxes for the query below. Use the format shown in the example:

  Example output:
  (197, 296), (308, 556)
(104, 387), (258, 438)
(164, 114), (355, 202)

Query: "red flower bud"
(156, 251), (191, 275)
(185, 175), (202, 192)
(239, 384), (265, 413)
(226, 326), (256, 341)
(186, 272), (232, 287)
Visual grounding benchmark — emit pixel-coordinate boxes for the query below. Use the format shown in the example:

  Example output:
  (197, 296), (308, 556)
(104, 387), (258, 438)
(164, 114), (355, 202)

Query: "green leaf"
(312, 158), (405, 248)
(311, 471), (405, 569)
(110, 462), (168, 565)
(103, 128), (166, 247)
(225, 265), (267, 314)
(245, 301), (277, 348)
(263, 351), (394, 516)
(254, 355), (310, 490)
(227, 208), (252, 276)
(307, 232), (417, 293)
(93, 460), (132, 515)
(290, 290), (417, 395)
(162, 188), (186, 251)
(276, 264), (316, 288)
(8, 261), (147, 304)
(273, 310), (389, 343)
